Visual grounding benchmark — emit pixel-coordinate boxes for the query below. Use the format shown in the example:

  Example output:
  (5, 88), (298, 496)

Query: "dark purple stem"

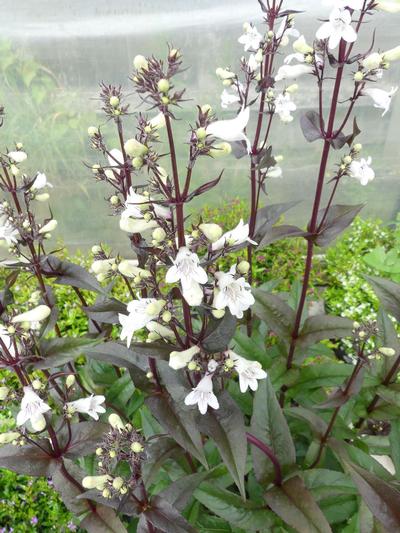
(246, 431), (282, 486)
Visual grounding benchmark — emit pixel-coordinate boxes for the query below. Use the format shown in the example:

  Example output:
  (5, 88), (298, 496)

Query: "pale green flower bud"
(87, 126), (98, 137)
(152, 227), (166, 242)
(102, 488), (111, 498)
(209, 142), (232, 158)
(33, 192), (49, 203)
(201, 104), (212, 114)
(379, 347), (396, 356)
(157, 78), (170, 93)
(196, 127), (207, 141)
(222, 79), (232, 87)
(237, 260), (250, 274)
(162, 311), (172, 323)
(362, 52), (382, 70)
(131, 441), (144, 453)
(146, 300), (166, 316)
(110, 195), (119, 206)
(199, 223), (223, 242)
(66, 375), (76, 388)
(293, 35), (313, 55)
(12, 305), (51, 324)
(133, 55), (148, 71)
(225, 358), (235, 369)
(353, 143), (362, 153)
(112, 477), (124, 490)
(286, 84), (298, 94)
(354, 71), (364, 82)
(212, 309), (225, 319)
(31, 379), (42, 390)
(132, 157), (143, 169)
(343, 155), (352, 165)
(216, 67), (236, 80)
(109, 413), (125, 431)
(0, 431), (20, 444)
(187, 361), (197, 371)
(95, 447), (103, 456)
(0, 386), (10, 400)
(124, 138), (148, 158)
(31, 414), (46, 432)
(109, 96), (119, 108)
(382, 45), (400, 62)
(146, 371), (154, 379)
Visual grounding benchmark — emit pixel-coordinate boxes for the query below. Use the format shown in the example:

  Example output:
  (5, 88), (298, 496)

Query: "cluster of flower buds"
(83, 414), (145, 499)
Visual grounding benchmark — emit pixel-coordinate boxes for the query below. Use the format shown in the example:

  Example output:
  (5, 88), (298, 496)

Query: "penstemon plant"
(1, 1), (400, 531)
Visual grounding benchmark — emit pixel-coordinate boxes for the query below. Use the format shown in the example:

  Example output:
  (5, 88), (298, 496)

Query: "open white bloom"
(207, 107), (251, 153)
(349, 156), (375, 185)
(227, 351), (267, 393)
(0, 216), (19, 245)
(31, 172), (53, 191)
(275, 64), (313, 81)
(238, 24), (262, 51)
(275, 93), (297, 123)
(323, 0), (364, 9)
(184, 373), (219, 414)
(12, 305), (51, 324)
(220, 88), (240, 109)
(8, 151), (27, 163)
(362, 86), (398, 116)
(212, 219), (256, 251)
(213, 267), (255, 319)
(169, 345), (200, 370)
(17, 386), (51, 428)
(39, 219), (57, 234)
(316, 8), (357, 49)
(67, 394), (106, 421)
(119, 298), (162, 347)
(166, 247), (208, 306)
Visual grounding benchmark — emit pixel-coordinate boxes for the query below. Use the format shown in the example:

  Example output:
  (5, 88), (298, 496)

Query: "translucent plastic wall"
(1, 0), (399, 249)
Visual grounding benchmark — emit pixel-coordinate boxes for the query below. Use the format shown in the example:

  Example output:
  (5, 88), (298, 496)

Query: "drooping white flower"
(165, 247), (208, 306)
(91, 258), (116, 276)
(323, 0), (365, 9)
(238, 23), (262, 52)
(212, 219), (256, 251)
(124, 188), (170, 220)
(146, 321), (175, 339)
(0, 325), (16, 358)
(207, 107), (251, 153)
(276, 18), (300, 47)
(265, 165), (283, 179)
(213, 268), (255, 319)
(274, 93), (297, 123)
(275, 64), (313, 81)
(30, 172), (53, 191)
(66, 394), (106, 421)
(39, 219), (57, 234)
(284, 52), (306, 65)
(184, 373), (219, 414)
(7, 151), (27, 163)
(16, 386), (51, 429)
(0, 216), (19, 245)
(12, 305), (51, 324)
(349, 156), (375, 185)
(293, 35), (314, 55)
(169, 345), (200, 370)
(119, 298), (162, 347)
(247, 53), (259, 72)
(362, 86), (398, 116)
(316, 8), (357, 50)
(227, 350), (267, 393)
(220, 88), (241, 109)
(382, 45), (400, 62)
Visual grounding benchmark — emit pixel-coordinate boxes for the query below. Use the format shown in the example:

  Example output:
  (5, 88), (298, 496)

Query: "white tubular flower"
(362, 52), (383, 71)
(91, 258), (116, 276)
(119, 298), (162, 347)
(66, 395), (106, 421)
(316, 8), (357, 50)
(148, 112), (166, 130)
(375, 0), (400, 11)
(106, 148), (124, 178)
(12, 305), (51, 324)
(0, 326), (16, 358)
(265, 165), (283, 179)
(165, 247), (208, 306)
(0, 386), (9, 400)
(109, 413), (125, 431)
(146, 321), (175, 339)
(117, 259), (140, 278)
(216, 67), (236, 81)
(274, 93), (297, 123)
(293, 35), (314, 54)
(7, 151), (27, 163)
(207, 107), (251, 153)
(124, 138), (148, 158)
(238, 23), (262, 51)
(284, 52), (306, 65)
(184, 373), (219, 414)
(31, 172), (53, 191)
(323, 0), (364, 8)
(247, 54), (259, 72)
(382, 45), (400, 62)
(211, 219), (256, 252)
(123, 188), (170, 220)
(362, 86), (398, 116)
(82, 475), (111, 490)
(349, 156), (375, 185)
(39, 219), (57, 234)
(16, 386), (51, 428)
(275, 64), (313, 81)
(227, 350), (267, 393)
(199, 223), (223, 242)
(169, 345), (200, 370)
(213, 269), (255, 319)
(0, 216), (19, 245)
(120, 217), (158, 233)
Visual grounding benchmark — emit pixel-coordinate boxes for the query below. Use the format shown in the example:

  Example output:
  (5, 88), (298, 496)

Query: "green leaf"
(300, 111), (324, 143)
(159, 471), (210, 511)
(83, 297), (127, 324)
(143, 436), (181, 486)
(258, 225), (306, 248)
(254, 200), (299, 240)
(141, 495), (197, 533)
(0, 441), (56, 476)
(343, 462), (400, 531)
(43, 254), (106, 294)
(265, 475), (332, 533)
(198, 392), (247, 499)
(365, 275), (400, 322)
(202, 311), (237, 353)
(302, 469), (357, 500)
(296, 314), (353, 350)
(315, 204), (364, 247)
(389, 420), (400, 481)
(286, 406), (328, 437)
(146, 394), (207, 467)
(194, 482), (274, 531)
(51, 459), (89, 515)
(34, 336), (100, 369)
(250, 378), (296, 485)
(376, 384), (400, 407)
(253, 288), (296, 341)
(80, 504), (128, 532)
(196, 515), (235, 532)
